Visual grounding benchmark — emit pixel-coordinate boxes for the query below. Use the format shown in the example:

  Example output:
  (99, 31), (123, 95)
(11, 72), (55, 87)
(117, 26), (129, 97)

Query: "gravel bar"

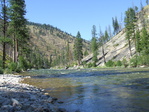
(0, 74), (67, 112)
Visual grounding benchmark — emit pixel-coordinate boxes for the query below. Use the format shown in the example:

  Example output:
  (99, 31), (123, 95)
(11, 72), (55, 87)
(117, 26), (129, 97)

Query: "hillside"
(27, 22), (91, 66)
(83, 5), (149, 66)
(0, 20), (90, 68)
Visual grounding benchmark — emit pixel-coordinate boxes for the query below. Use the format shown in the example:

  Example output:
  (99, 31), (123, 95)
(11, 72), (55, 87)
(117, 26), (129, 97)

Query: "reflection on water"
(22, 68), (149, 112)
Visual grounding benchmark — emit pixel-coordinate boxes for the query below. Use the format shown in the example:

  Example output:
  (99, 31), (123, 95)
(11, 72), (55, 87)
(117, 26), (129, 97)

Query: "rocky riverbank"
(0, 74), (67, 112)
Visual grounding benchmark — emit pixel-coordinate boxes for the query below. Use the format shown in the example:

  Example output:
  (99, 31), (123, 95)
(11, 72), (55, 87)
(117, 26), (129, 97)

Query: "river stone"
(0, 97), (7, 105)
(3, 99), (10, 105)
(11, 98), (20, 106)
(0, 74), (67, 112)
(51, 97), (58, 104)
(57, 108), (67, 112)
(41, 94), (49, 99)
(30, 95), (37, 101)
(8, 106), (15, 112)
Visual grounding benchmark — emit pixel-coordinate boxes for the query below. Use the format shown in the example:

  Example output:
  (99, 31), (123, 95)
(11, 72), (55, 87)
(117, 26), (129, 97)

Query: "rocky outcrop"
(82, 29), (135, 66)
(83, 5), (149, 66)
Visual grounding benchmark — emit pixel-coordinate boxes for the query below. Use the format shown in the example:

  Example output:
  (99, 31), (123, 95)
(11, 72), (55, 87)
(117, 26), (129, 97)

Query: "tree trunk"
(78, 57), (81, 66)
(13, 37), (15, 62)
(102, 45), (106, 64)
(128, 39), (132, 58)
(2, 0), (7, 69)
(2, 39), (6, 69)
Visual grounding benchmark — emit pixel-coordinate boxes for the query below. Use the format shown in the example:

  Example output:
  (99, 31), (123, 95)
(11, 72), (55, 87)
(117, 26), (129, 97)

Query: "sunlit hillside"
(27, 22), (91, 66)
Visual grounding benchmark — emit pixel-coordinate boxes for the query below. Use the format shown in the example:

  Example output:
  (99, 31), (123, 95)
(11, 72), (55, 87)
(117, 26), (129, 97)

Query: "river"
(22, 68), (149, 112)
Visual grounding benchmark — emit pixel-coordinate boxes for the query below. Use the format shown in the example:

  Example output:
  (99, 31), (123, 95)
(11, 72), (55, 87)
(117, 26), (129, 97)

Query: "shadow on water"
(30, 69), (149, 79)
(125, 78), (149, 89)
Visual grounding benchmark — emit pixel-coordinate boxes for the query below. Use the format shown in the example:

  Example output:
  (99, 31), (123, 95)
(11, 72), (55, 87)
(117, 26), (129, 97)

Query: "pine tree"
(0, 0), (10, 69)
(140, 0), (143, 10)
(91, 37), (98, 67)
(124, 7), (137, 57)
(112, 17), (115, 35)
(99, 28), (106, 64)
(66, 41), (70, 64)
(146, 0), (149, 5)
(141, 27), (149, 55)
(74, 31), (83, 66)
(84, 50), (89, 56)
(66, 41), (73, 65)
(91, 25), (98, 67)
(108, 25), (112, 39)
(135, 30), (141, 55)
(9, 0), (29, 62)
(115, 17), (119, 33)
(112, 17), (120, 35)
(104, 29), (109, 42)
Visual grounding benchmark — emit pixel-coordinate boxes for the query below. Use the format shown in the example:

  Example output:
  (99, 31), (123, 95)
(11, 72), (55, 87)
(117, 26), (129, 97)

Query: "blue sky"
(25, 0), (146, 40)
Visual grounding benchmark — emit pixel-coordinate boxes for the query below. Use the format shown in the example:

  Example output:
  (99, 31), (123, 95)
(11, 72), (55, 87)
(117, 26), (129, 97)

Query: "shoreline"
(0, 74), (67, 112)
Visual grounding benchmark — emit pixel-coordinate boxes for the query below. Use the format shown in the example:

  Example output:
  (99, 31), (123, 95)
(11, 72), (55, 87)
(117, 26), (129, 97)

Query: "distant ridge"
(27, 21), (91, 66)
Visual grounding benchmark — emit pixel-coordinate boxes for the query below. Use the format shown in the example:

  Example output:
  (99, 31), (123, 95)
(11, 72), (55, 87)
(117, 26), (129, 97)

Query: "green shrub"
(115, 60), (122, 66)
(0, 68), (4, 74)
(0, 60), (3, 68)
(18, 56), (29, 71)
(4, 68), (12, 74)
(5, 59), (12, 68)
(129, 55), (149, 67)
(130, 56), (138, 67)
(122, 58), (128, 68)
(87, 62), (93, 68)
(106, 60), (115, 67)
(8, 59), (26, 73)
(8, 62), (17, 71)
(15, 65), (22, 73)
(139, 55), (149, 65)
(92, 62), (97, 67)
(82, 61), (88, 68)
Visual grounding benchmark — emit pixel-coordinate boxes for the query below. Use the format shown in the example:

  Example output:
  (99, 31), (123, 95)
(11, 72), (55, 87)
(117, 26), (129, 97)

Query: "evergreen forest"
(0, 0), (149, 74)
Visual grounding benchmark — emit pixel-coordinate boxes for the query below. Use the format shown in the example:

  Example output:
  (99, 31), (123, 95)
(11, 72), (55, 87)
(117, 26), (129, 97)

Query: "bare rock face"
(83, 29), (135, 66)
(83, 5), (149, 66)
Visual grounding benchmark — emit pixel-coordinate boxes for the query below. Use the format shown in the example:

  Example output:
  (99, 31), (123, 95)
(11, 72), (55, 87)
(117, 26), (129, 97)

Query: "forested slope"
(27, 22), (90, 67)
(83, 5), (149, 67)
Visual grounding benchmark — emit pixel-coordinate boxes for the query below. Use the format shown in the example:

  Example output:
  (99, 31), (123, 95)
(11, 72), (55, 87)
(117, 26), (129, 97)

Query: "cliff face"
(82, 29), (135, 66)
(83, 5), (149, 66)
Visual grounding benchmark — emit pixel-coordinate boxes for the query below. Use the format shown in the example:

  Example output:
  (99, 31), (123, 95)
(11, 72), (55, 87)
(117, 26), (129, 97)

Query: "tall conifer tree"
(74, 31), (83, 65)
(99, 28), (106, 64)
(0, 0), (9, 68)
(9, 0), (28, 62)
(124, 7), (137, 57)
(91, 25), (98, 67)
(141, 27), (149, 55)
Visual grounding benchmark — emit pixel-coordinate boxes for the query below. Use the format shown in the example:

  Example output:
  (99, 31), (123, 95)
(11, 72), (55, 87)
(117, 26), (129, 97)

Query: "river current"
(22, 68), (149, 112)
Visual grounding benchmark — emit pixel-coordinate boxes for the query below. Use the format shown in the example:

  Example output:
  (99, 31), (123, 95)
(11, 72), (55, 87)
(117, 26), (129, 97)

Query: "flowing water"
(22, 68), (149, 112)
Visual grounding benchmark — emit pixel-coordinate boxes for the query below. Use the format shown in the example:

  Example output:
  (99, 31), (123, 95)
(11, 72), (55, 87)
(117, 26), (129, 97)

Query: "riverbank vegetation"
(1, 0), (149, 73)
(0, 0), (30, 73)
(0, 0), (56, 73)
